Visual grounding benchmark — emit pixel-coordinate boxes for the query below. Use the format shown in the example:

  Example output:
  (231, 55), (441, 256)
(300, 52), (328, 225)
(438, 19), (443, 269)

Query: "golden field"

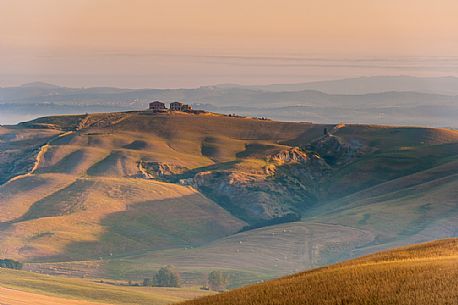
(182, 239), (458, 305)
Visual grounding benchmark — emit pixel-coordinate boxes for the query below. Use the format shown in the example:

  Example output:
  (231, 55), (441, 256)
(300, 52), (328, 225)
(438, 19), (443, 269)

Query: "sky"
(1, 0), (458, 88)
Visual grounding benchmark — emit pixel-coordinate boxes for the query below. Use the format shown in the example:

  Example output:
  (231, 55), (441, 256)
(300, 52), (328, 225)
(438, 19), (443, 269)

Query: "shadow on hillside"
(60, 193), (244, 261)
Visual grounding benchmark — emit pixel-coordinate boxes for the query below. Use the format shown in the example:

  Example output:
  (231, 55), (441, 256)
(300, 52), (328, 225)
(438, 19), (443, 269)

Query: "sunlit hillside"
(0, 111), (457, 286)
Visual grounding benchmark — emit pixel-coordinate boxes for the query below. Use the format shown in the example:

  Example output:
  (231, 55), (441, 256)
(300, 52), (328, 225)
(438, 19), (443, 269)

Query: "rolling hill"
(0, 110), (457, 287)
(181, 238), (458, 305)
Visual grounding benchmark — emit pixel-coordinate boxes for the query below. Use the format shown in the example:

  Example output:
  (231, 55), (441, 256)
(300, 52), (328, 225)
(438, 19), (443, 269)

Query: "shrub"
(153, 266), (181, 287)
(208, 271), (229, 291)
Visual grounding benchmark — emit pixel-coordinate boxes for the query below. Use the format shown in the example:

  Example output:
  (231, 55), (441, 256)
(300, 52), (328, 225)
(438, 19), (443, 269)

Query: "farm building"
(170, 102), (184, 111)
(170, 102), (193, 112)
(149, 101), (166, 112)
(181, 104), (192, 112)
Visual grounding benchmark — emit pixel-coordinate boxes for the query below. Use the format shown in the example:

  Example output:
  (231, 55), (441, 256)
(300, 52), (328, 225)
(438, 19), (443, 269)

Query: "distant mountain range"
(1, 76), (457, 127)
(224, 75), (458, 95)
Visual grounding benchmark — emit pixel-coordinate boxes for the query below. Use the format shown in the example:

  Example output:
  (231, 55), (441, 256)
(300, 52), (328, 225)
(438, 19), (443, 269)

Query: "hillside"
(181, 238), (458, 305)
(0, 111), (457, 286)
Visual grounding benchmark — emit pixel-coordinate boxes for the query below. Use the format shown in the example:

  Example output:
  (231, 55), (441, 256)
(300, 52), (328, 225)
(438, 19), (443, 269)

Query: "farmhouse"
(181, 104), (193, 112)
(149, 101), (166, 112)
(170, 102), (184, 111)
(170, 102), (193, 112)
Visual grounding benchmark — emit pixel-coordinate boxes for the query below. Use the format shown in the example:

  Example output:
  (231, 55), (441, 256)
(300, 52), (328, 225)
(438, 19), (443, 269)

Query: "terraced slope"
(182, 239), (458, 305)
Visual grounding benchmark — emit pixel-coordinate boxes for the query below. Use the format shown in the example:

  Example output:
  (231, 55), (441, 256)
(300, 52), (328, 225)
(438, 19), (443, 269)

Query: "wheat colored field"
(0, 286), (108, 305)
(182, 239), (458, 305)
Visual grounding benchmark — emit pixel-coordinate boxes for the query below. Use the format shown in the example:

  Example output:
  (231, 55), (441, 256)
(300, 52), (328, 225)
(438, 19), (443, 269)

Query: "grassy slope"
(0, 268), (213, 305)
(0, 287), (107, 305)
(0, 177), (244, 261)
(314, 127), (458, 205)
(314, 156), (458, 251)
(181, 239), (458, 305)
(0, 112), (326, 261)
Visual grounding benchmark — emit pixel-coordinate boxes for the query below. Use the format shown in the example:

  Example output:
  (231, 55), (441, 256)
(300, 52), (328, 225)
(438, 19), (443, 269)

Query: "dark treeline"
(0, 259), (23, 270)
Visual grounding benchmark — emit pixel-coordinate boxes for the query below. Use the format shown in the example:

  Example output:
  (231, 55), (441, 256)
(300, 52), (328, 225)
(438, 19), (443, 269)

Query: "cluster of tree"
(143, 265), (181, 288)
(0, 259), (23, 270)
(140, 267), (230, 291)
(207, 271), (230, 291)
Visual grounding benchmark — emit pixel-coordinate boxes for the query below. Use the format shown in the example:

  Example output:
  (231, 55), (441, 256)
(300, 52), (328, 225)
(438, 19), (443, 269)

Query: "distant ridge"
(13, 75), (458, 94)
(19, 81), (61, 89)
(230, 75), (458, 95)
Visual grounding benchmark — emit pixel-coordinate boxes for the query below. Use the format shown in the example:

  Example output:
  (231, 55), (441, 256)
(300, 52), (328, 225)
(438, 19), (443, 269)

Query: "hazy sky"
(1, 0), (458, 88)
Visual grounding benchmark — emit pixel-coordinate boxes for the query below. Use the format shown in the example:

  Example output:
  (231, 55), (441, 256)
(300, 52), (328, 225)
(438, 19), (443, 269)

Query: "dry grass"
(0, 113), (325, 261)
(0, 286), (108, 305)
(182, 239), (458, 305)
(95, 222), (373, 286)
(0, 267), (214, 305)
(0, 177), (244, 261)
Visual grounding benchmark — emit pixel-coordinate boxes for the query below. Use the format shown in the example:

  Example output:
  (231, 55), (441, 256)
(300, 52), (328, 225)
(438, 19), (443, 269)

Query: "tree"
(208, 271), (229, 291)
(0, 259), (22, 270)
(143, 278), (152, 286)
(153, 266), (181, 287)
